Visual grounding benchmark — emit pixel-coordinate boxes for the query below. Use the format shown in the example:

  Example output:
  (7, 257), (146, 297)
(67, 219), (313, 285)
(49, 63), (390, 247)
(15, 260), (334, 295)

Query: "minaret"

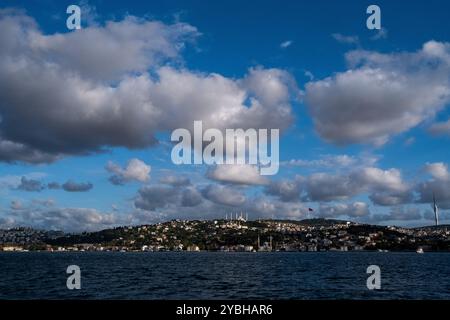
(433, 193), (439, 226)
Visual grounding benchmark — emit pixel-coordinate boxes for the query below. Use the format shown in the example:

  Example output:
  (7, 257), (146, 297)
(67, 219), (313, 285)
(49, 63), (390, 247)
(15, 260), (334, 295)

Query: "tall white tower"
(433, 193), (439, 226)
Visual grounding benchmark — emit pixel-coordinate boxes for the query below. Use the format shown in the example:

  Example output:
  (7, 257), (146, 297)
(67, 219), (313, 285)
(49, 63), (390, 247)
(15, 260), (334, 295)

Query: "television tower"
(433, 193), (439, 226)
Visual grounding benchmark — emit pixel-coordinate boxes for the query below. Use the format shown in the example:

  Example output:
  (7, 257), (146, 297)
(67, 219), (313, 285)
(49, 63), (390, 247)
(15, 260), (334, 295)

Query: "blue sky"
(0, 0), (450, 231)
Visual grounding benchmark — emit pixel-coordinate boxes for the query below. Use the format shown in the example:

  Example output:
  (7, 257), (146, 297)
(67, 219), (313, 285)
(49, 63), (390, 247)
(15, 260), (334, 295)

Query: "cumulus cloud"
(416, 162), (450, 209)
(319, 202), (370, 218)
(0, 10), (296, 163)
(1, 196), (118, 232)
(132, 180), (311, 221)
(417, 179), (450, 208)
(17, 176), (45, 192)
(31, 205), (205, 232)
(28, 16), (198, 81)
(369, 191), (413, 206)
(248, 198), (310, 220)
(106, 158), (151, 185)
(62, 180), (93, 192)
(134, 185), (178, 211)
(424, 162), (450, 181)
(304, 172), (357, 202)
(159, 175), (190, 186)
(207, 164), (269, 185)
(272, 166), (411, 206)
(201, 184), (246, 207)
(416, 171), (450, 209)
(305, 41), (450, 145)
(0, 138), (59, 163)
(0, 172), (46, 189)
(12, 176), (93, 193)
(265, 176), (303, 202)
(370, 206), (423, 222)
(352, 167), (409, 193)
(47, 182), (61, 189)
(134, 182), (205, 212)
(5, 166), (442, 229)
(181, 187), (203, 207)
(1, 198), (134, 232)
(7, 207), (118, 232)
(283, 154), (379, 170)
(31, 198), (55, 207)
(429, 119), (450, 136)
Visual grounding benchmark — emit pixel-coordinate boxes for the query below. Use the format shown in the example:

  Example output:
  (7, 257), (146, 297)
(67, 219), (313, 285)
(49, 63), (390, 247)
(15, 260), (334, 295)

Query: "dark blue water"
(0, 252), (449, 299)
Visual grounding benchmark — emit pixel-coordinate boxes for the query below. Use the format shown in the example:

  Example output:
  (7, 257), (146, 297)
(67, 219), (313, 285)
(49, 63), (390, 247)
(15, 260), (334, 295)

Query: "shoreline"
(1, 250), (449, 253)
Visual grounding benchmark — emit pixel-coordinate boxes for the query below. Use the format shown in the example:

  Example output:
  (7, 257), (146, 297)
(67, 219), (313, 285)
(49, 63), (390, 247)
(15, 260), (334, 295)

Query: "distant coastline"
(1, 218), (449, 253)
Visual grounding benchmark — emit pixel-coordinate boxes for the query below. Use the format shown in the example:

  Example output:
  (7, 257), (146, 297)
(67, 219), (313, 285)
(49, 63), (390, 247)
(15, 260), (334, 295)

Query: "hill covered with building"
(1, 218), (449, 252)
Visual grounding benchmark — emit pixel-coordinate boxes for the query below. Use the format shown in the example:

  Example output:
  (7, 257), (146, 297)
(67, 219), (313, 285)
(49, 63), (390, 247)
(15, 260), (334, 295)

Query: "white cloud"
(319, 202), (370, 218)
(207, 164), (269, 185)
(284, 154), (378, 169)
(62, 180), (93, 192)
(429, 119), (450, 136)
(159, 175), (190, 186)
(275, 166), (411, 205)
(0, 10), (296, 163)
(202, 184), (246, 207)
(304, 70), (314, 81)
(17, 176), (45, 192)
(134, 185), (178, 211)
(106, 158), (151, 185)
(417, 162), (450, 209)
(28, 16), (198, 81)
(353, 167), (408, 193)
(304, 172), (357, 201)
(0, 172), (47, 189)
(425, 162), (450, 181)
(331, 33), (359, 44)
(249, 197), (309, 220)
(305, 41), (450, 145)
(1, 206), (119, 232)
(371, 28), (388, 40)
(280, 40), (293, 49)
(370, 206), (422, 222)
(265, 176), (303, 202)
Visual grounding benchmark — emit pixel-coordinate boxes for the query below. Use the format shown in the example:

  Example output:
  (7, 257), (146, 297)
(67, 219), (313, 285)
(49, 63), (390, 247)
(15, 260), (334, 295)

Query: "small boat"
(416, 247), (424, 254)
